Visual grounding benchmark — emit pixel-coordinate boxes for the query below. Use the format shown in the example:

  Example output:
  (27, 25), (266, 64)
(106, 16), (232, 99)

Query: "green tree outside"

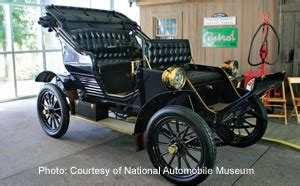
(0, 2), (39, 81)
(0, 6), (5, 50)
(12, 6), (38, 50)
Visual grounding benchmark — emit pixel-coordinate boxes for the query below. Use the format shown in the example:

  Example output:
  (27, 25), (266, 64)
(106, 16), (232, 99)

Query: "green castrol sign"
(202, 27), (238, 48)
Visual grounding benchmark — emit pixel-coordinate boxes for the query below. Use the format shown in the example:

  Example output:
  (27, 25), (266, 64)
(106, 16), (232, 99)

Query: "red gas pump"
(244, 14), (280, 91)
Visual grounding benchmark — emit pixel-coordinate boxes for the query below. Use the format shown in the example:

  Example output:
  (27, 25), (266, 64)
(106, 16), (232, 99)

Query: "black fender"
(134, 90), (197, 134)
(35, 71), (57, 82)
(216, 72), (285, 124)
(35, 71), (78, 91)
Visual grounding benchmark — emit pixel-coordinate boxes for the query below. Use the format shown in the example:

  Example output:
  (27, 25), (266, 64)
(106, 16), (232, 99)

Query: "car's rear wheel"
(216, 95), (267, 147)
(145, 106), (216, 185)
(37, 83), (69, 138)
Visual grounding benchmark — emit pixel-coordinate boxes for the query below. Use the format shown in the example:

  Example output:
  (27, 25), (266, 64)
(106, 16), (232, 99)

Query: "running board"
(73, 116), (135, 135)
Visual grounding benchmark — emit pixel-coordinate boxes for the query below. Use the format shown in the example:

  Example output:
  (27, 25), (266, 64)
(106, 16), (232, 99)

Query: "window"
(155, 18), (177, 39)
(12, 0), (40, 4)
(46, 52), (66, 74)
(0, 4), (12, 52)
(0, 5), (5, 52)
(0, 54), (14, 101)
(12, 5), (42, 51)
(44, 0), (90, 8)
(15, 53), (43, 97)
(114, 0), (140, 24)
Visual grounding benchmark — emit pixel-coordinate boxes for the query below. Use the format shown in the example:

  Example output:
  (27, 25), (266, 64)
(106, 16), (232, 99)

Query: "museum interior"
(0, 0), (299, 185)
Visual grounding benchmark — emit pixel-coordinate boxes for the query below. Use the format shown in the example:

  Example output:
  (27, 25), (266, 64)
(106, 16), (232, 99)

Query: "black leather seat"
(70, 29), (141, 58)
(145, 39), (191, 69)
(69, 29), (142, 94)
(145, 39), (221, 83)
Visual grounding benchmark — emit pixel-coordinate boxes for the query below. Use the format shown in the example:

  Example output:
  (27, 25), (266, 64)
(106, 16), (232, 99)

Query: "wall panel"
(139, 0), (280, 75)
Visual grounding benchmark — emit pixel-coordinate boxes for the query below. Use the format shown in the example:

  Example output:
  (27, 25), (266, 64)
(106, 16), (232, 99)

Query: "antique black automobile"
(36, 5), (284, 185)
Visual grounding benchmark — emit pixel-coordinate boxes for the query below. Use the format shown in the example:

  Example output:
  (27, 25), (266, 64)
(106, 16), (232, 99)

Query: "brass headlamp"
(162, 67), (187, 89)
(221, 60), (239, 78)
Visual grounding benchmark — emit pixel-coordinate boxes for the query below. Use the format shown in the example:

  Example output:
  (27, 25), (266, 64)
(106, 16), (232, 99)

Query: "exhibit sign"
(202, 27), (238, 48)
(204, 16), (236, 26)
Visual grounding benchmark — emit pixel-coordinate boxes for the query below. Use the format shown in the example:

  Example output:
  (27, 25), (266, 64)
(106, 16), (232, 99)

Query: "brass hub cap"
(168, 144), (178, 155)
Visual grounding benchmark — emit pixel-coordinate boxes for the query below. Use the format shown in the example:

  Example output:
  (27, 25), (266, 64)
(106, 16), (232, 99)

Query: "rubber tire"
(216, 95), (267, 147)
(145, 105), (216, 185)
(37, 83), (70, 138)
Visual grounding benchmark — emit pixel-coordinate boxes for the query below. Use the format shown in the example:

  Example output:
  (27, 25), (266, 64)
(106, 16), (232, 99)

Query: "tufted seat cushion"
(145, 39), (192, 69)
(69, 29), (142, 94)
(69, 29), (141, 59)
(145, 39), (223, 86)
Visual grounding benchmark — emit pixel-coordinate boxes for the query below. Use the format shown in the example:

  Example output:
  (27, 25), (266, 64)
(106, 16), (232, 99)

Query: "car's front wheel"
(37, 83), (70, 138)
(145, 106), (216, 185)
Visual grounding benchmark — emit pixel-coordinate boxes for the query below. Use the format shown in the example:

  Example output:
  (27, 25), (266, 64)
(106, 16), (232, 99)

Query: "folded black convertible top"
(40, 4), (139, 31)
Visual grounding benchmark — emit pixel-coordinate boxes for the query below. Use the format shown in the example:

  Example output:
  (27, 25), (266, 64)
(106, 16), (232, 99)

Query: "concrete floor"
(264, 117), (300, 148)
(0, 98), (300, 186)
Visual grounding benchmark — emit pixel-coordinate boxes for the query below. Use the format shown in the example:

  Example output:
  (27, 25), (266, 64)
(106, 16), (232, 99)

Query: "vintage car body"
(36, 5), (285, 185)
